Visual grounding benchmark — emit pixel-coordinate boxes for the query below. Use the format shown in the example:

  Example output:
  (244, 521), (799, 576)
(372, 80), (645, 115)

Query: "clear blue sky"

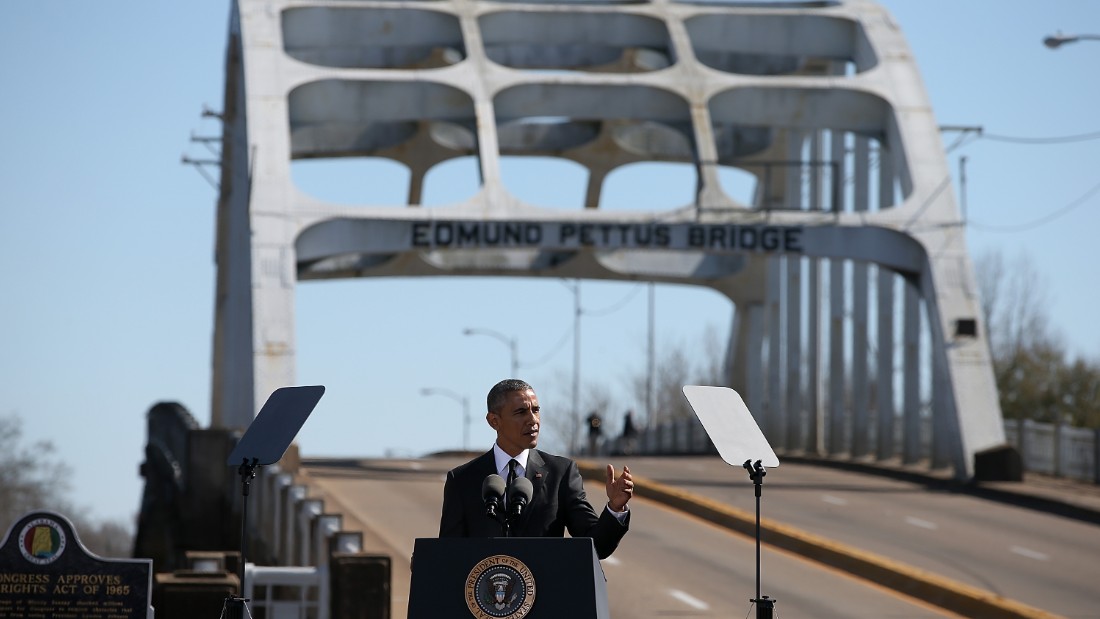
(1, 1), (1097, 527)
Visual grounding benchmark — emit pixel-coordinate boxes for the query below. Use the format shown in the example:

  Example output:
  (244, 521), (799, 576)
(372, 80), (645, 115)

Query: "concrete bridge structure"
(210, 0), (1011, 479)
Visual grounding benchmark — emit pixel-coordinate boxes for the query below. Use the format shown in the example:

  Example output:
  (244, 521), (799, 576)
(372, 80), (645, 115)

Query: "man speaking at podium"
(439, 379), (634, 559)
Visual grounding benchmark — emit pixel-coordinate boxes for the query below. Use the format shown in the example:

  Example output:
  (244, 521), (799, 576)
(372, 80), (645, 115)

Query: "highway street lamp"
(420, 387), (471, 451)
(462, 327), (519, 377)
(561, 280), (581, 428)
(1043, 32), (1100, 49)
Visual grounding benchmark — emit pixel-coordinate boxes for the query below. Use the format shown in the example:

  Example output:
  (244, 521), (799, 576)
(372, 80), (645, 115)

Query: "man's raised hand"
(606, 464), (634, 512)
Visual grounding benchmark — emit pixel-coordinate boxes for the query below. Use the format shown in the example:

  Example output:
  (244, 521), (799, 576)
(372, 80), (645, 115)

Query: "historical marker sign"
(0, 511), (152, 619)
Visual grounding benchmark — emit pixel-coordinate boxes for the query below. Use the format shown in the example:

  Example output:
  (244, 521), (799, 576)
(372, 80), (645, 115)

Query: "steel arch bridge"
(211, 0), (1009, 478)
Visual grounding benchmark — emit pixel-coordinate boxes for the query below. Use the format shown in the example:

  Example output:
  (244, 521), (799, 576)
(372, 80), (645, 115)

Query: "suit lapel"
(514, 450), (547, 533)
(526, 450), (547, 487)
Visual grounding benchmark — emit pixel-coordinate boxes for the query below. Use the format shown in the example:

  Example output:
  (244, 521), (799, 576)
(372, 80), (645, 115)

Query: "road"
(618, 456), (1099, 618)
(301, 456), (980, 618)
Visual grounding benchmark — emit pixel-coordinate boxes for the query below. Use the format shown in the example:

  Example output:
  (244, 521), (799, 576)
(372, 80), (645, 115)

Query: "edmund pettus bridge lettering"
(410, 221), (804, 254)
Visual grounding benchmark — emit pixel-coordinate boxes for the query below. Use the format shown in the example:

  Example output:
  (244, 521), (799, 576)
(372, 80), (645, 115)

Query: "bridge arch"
(213, 0), (1007, 478)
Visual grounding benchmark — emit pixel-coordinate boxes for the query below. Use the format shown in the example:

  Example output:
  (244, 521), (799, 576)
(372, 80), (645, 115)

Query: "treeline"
(0, 413), (133, 556)
(979, 251), (1100, 428)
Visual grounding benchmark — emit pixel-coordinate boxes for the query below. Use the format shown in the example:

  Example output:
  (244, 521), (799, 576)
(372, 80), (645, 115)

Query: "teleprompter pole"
(744, 459), (775, 619)
(218, 385), (326, 619)
(221, 457), (259, 619)
(681, 386), (780, 618)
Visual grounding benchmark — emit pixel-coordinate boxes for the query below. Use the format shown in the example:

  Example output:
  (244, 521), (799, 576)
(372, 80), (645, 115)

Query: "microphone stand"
(744, 459), (775, 619)
(488, 500), (508, 538)
(503, 477), (531, 538)
(503, 494), (518, 538)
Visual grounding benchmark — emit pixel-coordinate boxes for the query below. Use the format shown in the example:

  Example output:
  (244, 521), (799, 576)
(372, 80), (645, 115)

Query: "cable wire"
(582, 284), (645, 317)
(968, 178), (1100, 232)
(520, 324), (574, 369)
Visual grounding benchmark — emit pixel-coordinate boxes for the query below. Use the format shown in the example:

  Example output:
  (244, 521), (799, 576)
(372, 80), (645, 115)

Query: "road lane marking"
(668, 589), (710, 611)
(821, 494), (849, 506)
(1010, 545), (1049, 561)
(904, 516), (938, 530)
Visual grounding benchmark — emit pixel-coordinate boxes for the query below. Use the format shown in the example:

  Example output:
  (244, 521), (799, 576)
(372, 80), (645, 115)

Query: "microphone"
(482, 474), (506, 519)
(506, 477), (534, 519)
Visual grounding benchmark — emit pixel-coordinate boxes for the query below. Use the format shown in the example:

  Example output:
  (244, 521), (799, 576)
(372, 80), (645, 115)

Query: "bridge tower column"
(211, 2), (299, 430)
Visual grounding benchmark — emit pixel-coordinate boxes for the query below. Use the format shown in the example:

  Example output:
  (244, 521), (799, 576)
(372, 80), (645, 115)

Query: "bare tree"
(974, 249), (1100, 429)
(975, 250), (1057, 361)
(626, 328), (726, 426)
(0, 413), (71, 528)
(537, 370), (614, 456)
(653, 346), (694, 423)
(76, 519), (136, 558)
(0, 413), (134, 557)
(698, 323), (731, 387)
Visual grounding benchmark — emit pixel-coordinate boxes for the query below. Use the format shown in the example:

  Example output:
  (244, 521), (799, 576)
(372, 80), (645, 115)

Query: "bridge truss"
(212, 0), (1008, 477)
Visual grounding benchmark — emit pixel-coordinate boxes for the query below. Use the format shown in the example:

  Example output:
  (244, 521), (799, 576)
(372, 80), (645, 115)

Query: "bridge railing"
(240, 463), (372, 619)
(616, 417), (1099, 484)
(1005, 419), (1099, 481)
(244, 565), (324, 619)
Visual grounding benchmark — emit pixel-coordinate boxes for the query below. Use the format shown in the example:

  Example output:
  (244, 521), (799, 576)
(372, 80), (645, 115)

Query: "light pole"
(1043, 32), (1100, 49)
(647, 281), (655, 424)
(463, 327), (519, 377)
(420, 387), (470, 451)
(560, 279), (582, 429)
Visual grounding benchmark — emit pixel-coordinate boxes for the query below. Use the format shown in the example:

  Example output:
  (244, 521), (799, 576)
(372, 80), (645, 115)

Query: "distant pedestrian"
(586, 411), (603, 455)
(621, 410), (639, 455)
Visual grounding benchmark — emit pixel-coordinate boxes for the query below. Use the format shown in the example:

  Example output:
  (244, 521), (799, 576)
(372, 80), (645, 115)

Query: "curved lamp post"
(420, 387), (470, 451)
(1043, 32), (1100, 49)
(462, 327), (519, 377)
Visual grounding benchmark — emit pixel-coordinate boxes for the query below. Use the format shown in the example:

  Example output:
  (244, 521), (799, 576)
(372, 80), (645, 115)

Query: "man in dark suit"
(438, 379), (634, 559)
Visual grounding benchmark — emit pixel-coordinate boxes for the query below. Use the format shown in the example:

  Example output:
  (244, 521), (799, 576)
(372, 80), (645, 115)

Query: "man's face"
(488, 388), (540, 456)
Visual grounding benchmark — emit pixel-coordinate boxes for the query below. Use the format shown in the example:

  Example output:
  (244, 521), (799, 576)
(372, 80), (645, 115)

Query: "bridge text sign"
(410, 220), (805, 253)
(0, 511), (152, 619)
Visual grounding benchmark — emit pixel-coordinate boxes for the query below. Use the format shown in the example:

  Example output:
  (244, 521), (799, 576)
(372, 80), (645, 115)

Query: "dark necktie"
(507, 459), (519, 486)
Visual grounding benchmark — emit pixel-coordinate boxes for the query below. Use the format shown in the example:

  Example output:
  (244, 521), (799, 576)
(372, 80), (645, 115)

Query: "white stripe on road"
(904, 516), (938, 530)
(668, 589), (710, 611)
(821, 494), (849, 506)
(1011, 545), (1050, 561)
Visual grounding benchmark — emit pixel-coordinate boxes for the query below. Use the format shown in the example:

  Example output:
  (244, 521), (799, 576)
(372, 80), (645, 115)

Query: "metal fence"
(1004, 419), (1100, 481)
(619, 417), (1100, 484)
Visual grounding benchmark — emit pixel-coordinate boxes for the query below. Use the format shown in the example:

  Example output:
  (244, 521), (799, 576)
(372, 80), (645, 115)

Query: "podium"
(408, 537), (609, 618)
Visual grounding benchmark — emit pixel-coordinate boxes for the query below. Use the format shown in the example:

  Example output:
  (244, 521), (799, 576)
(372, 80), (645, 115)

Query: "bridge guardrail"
(613, 417), (1099, 484)
(240, 463), (383, 619)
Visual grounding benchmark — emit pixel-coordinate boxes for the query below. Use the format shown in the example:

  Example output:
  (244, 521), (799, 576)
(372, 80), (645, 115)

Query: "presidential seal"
(18, 516), (67, 565)
(464, 554), (536, 619)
